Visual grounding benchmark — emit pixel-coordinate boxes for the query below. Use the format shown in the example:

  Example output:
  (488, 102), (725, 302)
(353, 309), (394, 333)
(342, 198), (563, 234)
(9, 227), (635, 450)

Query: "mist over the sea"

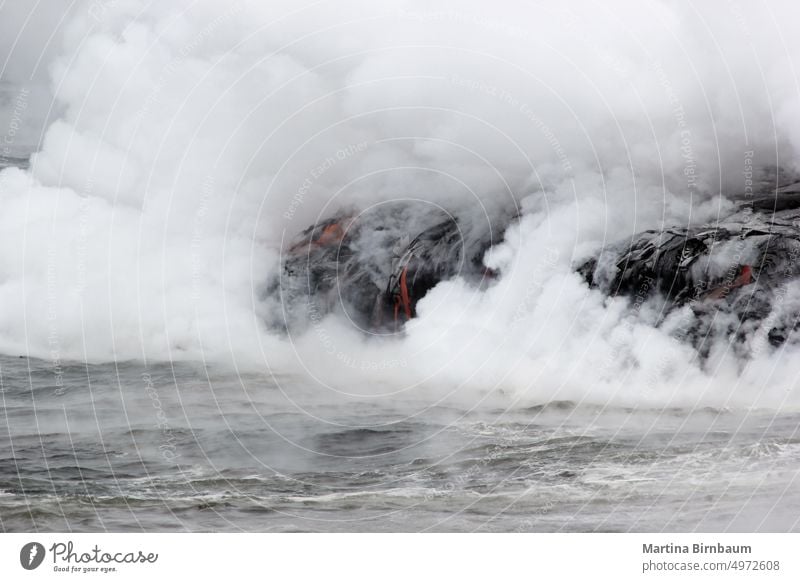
(2, 0), (800, 409)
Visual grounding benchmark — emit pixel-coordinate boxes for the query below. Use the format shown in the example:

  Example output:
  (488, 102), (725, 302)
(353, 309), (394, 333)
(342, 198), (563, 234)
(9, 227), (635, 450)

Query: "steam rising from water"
(2, 0), (800, 409)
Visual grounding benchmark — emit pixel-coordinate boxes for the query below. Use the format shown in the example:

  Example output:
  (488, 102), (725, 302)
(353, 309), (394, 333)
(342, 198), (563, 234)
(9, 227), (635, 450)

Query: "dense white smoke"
(1, 0), (800, 408)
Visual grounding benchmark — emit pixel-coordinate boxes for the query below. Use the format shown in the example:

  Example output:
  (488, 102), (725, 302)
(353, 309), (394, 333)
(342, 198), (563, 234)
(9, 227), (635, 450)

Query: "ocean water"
(2, 354), (799, 532)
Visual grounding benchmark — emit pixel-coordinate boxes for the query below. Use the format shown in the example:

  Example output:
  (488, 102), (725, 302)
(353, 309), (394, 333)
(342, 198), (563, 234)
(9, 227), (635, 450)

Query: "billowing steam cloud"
(1, 0), (800, 409)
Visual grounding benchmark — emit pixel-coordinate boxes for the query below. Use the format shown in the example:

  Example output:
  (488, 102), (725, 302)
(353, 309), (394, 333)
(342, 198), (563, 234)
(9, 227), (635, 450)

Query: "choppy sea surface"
(2, 355), (799, 532)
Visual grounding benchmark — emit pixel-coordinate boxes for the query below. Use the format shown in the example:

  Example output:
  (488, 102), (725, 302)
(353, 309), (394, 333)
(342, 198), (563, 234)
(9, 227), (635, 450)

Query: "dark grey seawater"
(0, 155), (29, 171)
(2, 355), (800, 532)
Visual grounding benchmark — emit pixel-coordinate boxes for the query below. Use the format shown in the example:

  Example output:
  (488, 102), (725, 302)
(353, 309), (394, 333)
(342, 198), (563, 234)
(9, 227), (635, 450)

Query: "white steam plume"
(0, 1), (799, 409)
